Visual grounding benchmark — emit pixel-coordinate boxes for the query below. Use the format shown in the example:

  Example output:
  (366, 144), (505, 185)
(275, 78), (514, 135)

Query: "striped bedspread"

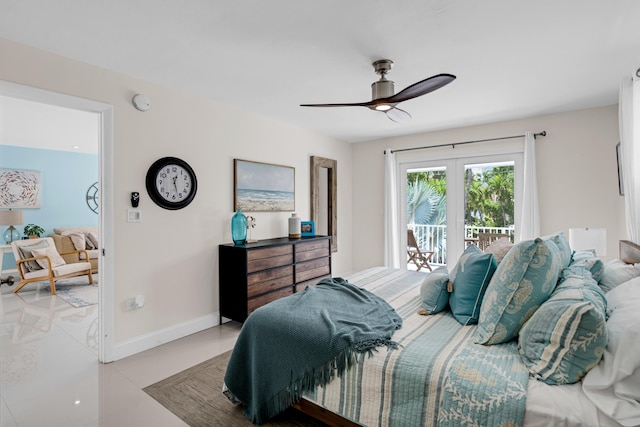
(304, 267), (529, 427)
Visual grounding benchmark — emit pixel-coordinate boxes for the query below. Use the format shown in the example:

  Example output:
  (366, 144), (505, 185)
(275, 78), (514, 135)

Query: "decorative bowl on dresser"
(219, 236), (331, 323)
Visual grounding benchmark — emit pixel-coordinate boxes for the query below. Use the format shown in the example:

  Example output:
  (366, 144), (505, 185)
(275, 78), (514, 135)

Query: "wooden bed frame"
(291, 240), (640, 427)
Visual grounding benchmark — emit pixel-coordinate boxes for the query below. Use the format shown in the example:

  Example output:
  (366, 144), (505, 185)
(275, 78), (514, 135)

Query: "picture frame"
(0, 168), (41, 208)
(234, 159), (295, 212)
(301, 221), (315, 237)
(616, 142), (624, 196)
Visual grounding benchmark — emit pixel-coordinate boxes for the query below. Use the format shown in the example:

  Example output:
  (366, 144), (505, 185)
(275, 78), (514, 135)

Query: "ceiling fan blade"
(300, 101), (373, 108)
(386, 107), (411, 123)
(386, 73), (456, 104)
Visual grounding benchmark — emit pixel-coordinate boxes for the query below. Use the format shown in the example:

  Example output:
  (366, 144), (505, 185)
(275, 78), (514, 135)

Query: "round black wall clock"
(145, 157), (198, 210)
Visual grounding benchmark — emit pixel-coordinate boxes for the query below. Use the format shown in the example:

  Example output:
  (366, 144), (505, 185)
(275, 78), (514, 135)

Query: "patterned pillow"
(419, 266), (450, 315)
(542, 231), (572, 269)
(449, 244), (497, 325)
(62, 231), (86, 250)
(518, 265), (607, 385)
(32, 247), (67, 269)
(475, 238), (563, 345)
(484, 237), (513, 263)
(569, 257), (604, 282)
(18, 240), (50, 272)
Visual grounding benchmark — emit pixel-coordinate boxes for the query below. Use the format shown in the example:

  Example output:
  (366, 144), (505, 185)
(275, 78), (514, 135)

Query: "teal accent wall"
(1, 145), (98, 270)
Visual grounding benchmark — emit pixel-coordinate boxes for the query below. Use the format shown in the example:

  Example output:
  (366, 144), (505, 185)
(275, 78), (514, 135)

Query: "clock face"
(154, 164), (193, 202)
(145, 157), (197, 210)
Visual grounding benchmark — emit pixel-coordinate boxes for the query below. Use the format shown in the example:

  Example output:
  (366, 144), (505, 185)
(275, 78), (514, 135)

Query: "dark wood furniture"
(219, 236), (332, 322)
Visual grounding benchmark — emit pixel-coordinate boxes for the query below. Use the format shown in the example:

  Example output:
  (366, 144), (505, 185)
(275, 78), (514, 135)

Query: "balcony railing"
(408, 224), (514, 266)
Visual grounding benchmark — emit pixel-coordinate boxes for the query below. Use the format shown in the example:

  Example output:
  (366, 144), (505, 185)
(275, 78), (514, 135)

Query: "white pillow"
(31, 247), (67, 269)
(62, 231), (86, 251)
(582, 277), (640, 426)
(86, 231), (99, 249)
(598, 259), (640, 293)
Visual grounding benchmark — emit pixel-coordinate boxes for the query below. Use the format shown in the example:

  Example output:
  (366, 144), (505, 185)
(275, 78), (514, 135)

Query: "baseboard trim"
(112, 312), (220, 361)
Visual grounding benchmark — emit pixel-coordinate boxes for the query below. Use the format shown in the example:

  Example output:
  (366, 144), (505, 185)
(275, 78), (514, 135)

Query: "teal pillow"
(18, 240), (50, 272)
(569, 257), (604, 283)
(542, 232), (572, 269)
(420, 266), (450, 315)
(475, 238), (563, 345)
(518, 265), (607, 385)
(449, 245), (497, 325)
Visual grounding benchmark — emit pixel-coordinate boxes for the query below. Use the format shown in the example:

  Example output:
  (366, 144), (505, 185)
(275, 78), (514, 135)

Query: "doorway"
(0, 80), (114, 361)
(401, 152), (522, 268)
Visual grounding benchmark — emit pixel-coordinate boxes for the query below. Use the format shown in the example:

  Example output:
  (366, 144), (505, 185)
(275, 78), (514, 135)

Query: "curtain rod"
(385, 131), (547, 154)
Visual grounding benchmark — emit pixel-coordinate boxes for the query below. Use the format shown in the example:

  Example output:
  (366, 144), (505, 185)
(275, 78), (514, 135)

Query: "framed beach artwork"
(0, 169), (41, 208)
(234, 159), (295, 212)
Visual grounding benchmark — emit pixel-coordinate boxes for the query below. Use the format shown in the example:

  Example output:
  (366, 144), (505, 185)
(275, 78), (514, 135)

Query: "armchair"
(10, 237), (93, 295)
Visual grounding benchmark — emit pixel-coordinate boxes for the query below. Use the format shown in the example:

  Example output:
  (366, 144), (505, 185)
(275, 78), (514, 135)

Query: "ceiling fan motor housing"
(371, 79), (395, 100)
(371, 59), (395, 100)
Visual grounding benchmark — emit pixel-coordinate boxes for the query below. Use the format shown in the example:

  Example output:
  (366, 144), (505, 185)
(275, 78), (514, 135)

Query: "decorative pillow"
(571, 249), (596, 263)
(583, 277), (640, 425)
(518, 265), (607, 385)
(62, 231), (86, 251)
(86, 231), (99, 249)
(84, 234), (95, 249)
(542, 231), (572, 269)
(569, 257), (604, 282)
(18, 240), (50, 272)
(475, 237), (563, 345)
(419, 266), (450, 315)
(484, 237), (513, 263)
(449, 244), (497, 325)
(598, 258), (640, 293)
(31, 247), (67, 269)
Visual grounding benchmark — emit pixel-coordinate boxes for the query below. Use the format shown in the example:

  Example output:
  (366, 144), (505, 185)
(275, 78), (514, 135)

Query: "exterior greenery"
(407, 164), (515, 230)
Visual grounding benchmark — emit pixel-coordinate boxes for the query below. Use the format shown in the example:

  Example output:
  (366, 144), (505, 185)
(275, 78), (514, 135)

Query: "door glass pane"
(407, 167), (447, 268)
(463, 161), (515, 249)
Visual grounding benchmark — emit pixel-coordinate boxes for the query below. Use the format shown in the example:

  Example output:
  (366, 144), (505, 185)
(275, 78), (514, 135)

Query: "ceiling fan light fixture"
(375, 104), (392, 111)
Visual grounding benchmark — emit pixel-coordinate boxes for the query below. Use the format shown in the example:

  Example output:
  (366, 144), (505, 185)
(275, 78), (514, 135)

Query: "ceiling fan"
(301, 59), (456, 123)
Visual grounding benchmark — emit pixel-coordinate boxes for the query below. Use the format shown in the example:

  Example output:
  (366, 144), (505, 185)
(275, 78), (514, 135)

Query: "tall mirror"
(310, 156), (337, 252)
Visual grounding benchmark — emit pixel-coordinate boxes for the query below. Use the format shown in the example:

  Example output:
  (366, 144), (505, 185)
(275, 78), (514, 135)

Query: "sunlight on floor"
(0, 275), (241, 427)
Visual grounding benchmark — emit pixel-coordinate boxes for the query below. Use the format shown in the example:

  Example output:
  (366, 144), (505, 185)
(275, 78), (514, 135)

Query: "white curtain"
(619, 74), (640, 243)
(384, 149), (400, 267)
(518, 132), (540, 241)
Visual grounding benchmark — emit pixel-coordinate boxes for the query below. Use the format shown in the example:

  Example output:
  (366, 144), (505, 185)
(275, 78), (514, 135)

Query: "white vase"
(288, 213), (301, 238)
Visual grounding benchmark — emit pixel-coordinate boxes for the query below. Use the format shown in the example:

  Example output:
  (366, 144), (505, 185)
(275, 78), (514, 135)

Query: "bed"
(223, 238), (640, 426)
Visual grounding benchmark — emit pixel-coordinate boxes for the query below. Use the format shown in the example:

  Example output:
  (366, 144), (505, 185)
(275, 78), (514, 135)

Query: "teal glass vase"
(231, 208), (247, 245)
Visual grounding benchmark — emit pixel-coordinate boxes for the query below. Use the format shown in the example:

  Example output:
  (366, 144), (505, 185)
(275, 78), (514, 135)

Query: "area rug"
(144, 350), (328, 427)
(42, 276), (98, 308)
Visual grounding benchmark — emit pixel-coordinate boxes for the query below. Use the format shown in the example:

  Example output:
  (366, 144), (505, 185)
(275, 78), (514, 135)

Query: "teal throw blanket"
(223, 278), (403, 424)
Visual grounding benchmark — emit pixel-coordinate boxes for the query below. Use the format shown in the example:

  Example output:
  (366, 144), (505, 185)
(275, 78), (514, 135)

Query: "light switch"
(127, 209), (141, 223)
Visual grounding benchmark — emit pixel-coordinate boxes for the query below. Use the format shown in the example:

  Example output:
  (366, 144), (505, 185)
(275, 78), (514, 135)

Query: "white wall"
(0, 38), (353, 354)
(351, 105), (624, 271)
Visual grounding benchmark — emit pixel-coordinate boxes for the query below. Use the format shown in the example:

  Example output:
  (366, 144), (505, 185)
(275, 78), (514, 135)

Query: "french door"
(401, 152), (523, 268)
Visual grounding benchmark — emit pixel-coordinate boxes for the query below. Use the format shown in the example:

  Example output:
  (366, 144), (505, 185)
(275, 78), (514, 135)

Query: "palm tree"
(406, 179), (446, 253)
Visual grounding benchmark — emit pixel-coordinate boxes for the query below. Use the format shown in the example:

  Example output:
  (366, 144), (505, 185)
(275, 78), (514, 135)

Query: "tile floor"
(0, 277), (242, 427)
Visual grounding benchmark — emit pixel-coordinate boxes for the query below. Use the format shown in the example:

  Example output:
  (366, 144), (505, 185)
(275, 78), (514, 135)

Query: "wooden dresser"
(219, 236), (332, 322)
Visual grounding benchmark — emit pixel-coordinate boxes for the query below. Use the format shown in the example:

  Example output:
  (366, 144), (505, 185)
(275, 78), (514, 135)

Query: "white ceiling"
(1, 0), (640, 149)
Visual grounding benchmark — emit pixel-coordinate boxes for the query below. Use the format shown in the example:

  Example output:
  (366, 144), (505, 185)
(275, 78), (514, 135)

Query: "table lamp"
(569, 228), (607, 256)
(0, 209), (24, 244)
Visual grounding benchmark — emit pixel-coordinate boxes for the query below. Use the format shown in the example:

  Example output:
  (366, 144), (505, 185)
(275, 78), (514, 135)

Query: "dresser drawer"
(295, 239), (330, 262)
(247, 245), (293, 273)
(296, 257), (331, 283)
(248, 286), (293, 314)
(247, 265), (294, 297)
